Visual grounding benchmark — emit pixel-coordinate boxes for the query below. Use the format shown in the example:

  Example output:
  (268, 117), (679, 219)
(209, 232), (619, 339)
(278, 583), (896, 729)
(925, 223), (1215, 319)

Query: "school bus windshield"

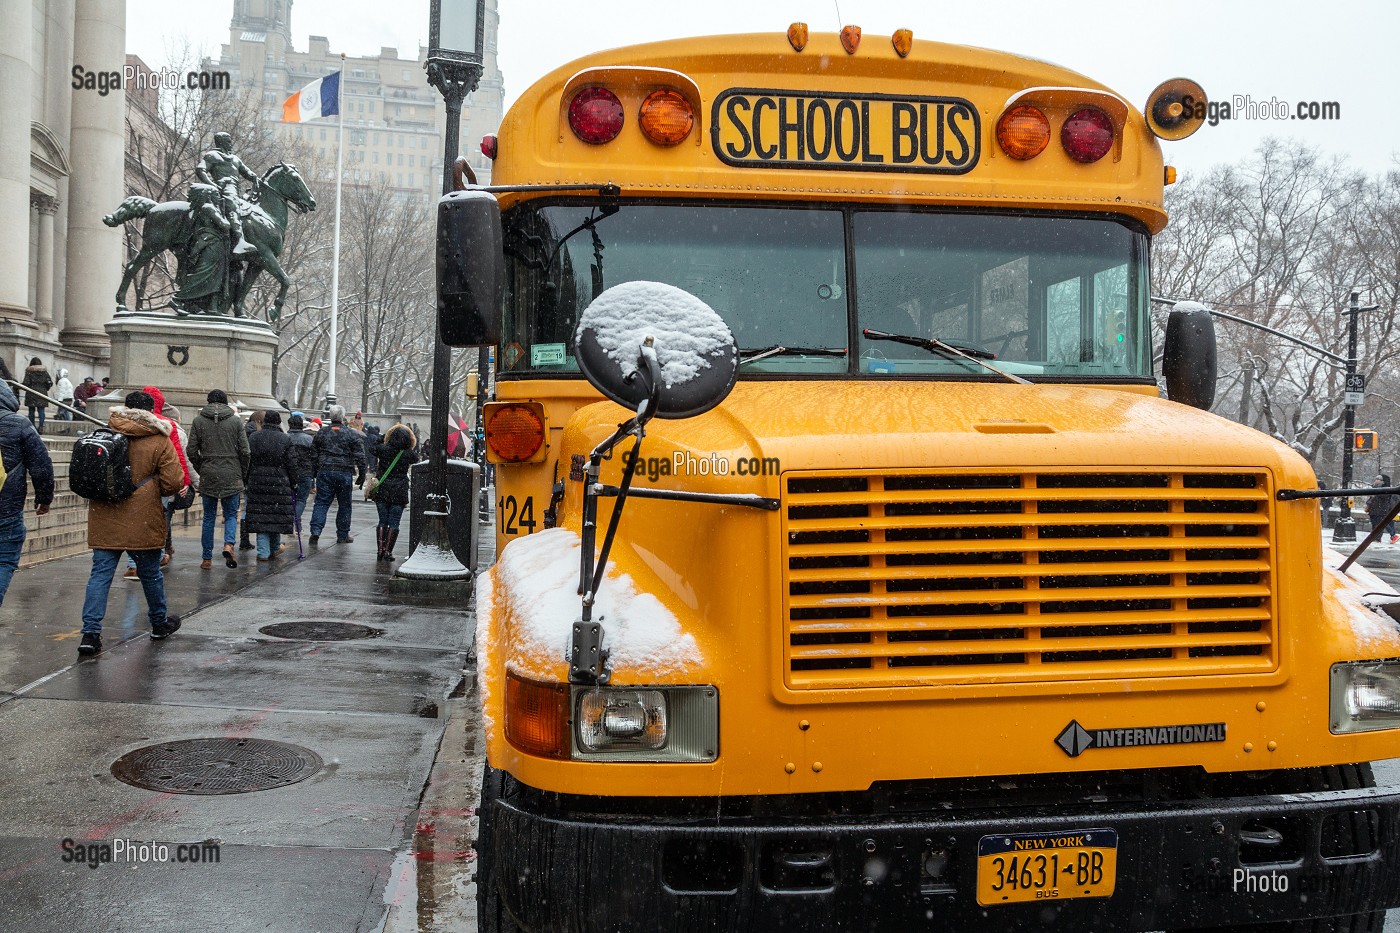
(500, 202), (1150, 381)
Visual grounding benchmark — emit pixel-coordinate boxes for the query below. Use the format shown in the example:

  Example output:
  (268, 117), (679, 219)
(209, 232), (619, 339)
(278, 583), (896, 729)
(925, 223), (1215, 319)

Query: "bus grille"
(782, 470), (1275, 689)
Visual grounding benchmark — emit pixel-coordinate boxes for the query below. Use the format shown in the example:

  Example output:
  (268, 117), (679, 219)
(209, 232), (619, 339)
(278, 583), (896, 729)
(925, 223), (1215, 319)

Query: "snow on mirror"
(574, 281), (739, 419)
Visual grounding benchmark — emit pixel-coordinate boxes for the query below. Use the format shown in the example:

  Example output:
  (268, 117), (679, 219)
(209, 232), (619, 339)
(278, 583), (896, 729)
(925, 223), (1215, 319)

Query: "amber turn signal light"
(485, 402), (546, 463)
(996, 106), (1050, 160)
(840, 25), (862, 55)
(505, 672), (570, 759)
(639, 89), (694, 146)
(891, 29), (913, 58)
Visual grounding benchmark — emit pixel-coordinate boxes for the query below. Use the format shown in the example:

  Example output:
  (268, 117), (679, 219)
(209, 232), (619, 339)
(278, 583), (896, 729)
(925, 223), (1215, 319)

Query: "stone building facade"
(214, 0), (504, 200)
(2, 0), (127, 382)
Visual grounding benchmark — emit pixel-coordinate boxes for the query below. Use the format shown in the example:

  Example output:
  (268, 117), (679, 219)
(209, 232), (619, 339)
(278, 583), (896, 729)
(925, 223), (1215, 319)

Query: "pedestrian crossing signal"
(1353, 430), (1378, 451)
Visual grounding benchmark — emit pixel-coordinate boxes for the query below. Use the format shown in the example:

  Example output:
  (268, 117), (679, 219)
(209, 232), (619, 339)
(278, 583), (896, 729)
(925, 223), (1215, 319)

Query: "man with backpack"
(0, 381), (53, 605)
(76, 391), (186, 656)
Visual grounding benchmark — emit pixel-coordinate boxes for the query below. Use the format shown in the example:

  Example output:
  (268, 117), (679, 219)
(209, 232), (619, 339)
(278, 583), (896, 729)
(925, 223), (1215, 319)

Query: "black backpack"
(70, 428), (150, 502)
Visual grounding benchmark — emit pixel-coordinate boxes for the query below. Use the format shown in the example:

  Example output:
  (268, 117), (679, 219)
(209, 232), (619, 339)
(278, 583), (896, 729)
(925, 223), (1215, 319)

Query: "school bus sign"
(711, 87), (980, 173)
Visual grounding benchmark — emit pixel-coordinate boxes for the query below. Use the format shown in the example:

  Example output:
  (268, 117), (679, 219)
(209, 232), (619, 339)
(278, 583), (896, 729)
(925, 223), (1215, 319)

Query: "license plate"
(976, 829), (1117, 906)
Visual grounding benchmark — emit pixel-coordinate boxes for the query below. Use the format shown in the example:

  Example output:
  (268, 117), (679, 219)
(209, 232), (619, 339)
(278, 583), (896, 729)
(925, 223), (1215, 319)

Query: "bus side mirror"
(436, 190), (502, 347)
(1163, 305), (1216, 411)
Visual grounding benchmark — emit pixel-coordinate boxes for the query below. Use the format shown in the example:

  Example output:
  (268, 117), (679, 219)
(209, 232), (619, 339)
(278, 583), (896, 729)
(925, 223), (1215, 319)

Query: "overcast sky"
(124, 0), (1399, 178)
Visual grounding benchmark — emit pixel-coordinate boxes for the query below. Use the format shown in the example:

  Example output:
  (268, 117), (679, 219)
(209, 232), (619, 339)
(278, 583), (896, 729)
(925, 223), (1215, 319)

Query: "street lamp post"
(397, 0), (486, 580)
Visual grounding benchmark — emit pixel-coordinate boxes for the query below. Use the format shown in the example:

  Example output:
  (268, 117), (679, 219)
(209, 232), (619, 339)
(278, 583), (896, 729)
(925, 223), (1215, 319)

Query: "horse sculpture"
(104, 162), (316, 321)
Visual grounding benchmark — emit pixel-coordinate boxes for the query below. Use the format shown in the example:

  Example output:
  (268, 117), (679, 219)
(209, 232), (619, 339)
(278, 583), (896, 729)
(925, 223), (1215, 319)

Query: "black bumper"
(487, 782), (1400, 932)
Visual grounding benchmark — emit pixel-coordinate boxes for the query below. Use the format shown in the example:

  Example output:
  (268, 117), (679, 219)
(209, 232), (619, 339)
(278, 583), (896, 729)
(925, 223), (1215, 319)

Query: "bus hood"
(575, 381), (1315, 483)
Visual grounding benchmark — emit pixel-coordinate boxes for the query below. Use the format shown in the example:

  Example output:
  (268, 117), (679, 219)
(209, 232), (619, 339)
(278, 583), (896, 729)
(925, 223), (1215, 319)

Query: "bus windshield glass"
(500, 203), (1149, 380)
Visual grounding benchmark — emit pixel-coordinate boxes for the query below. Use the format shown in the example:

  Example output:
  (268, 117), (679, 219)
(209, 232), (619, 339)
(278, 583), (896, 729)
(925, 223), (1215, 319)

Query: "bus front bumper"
(486, 781), (1400, 932)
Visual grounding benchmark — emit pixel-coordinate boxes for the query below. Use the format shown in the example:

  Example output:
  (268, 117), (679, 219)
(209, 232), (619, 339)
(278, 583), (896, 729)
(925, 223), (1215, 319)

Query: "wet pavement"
(0, 501), (482, 933)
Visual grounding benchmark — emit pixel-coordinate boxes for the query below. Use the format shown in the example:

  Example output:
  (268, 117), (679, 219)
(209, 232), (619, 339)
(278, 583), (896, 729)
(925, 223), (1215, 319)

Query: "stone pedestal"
(92, 312), (279, 427)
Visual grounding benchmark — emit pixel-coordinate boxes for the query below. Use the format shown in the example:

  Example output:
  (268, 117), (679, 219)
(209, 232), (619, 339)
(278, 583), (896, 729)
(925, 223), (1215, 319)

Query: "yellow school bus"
(438, 26), (1400, 932)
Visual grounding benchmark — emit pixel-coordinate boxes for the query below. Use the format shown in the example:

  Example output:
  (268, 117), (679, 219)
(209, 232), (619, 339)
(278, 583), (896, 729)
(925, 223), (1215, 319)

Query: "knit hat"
(264, 410), (282, 426)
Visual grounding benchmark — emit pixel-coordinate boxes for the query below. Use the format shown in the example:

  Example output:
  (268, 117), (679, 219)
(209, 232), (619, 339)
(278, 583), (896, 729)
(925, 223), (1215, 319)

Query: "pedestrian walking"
(1368, 474), (1399, 546)
(54, 369), (75, 421)
(371, 423), (419, 561)
(122, 386), (193, 578)
(76, 391), (185, 656)
(361, 422), (382, 468)
(309, 405), (366, 545)
(286, 412), (317, 533)
(0, 382), (53, 604)
(186, 388), (249, 569)
(239, 410), (265, 551)
(20, 358), (52, 429)
(246, 411), (297, 561)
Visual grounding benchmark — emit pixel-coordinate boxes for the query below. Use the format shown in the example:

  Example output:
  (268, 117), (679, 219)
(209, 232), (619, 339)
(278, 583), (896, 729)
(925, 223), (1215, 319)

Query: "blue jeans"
(0, 512), (27, 606)
(375, 501), (405, 530)
(310, 471), (354, 539)
(256, 533), (282, 558)
(201, 492), (241, 559)
(82, 548), (166, 635)
(293, 477), (312, 529)
(27, 406), (44, 429)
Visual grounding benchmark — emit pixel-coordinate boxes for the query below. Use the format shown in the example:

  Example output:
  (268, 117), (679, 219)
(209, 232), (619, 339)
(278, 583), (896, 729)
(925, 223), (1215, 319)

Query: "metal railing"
(3, 380), (104, 426)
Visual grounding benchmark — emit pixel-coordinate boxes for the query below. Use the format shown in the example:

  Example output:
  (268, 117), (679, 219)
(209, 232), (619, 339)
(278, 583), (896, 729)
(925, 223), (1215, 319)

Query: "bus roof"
(491, 32), (1169, 232)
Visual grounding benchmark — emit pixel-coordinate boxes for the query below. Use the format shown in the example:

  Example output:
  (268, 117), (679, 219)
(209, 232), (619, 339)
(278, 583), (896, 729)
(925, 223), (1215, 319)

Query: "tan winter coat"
(87, 408), (184, 551)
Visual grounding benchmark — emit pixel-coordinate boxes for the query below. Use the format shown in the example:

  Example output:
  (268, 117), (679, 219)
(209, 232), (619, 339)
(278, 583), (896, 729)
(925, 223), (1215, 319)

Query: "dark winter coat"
(361, 426), (382, 468)
(21, 365), (52, 409)
(0, 382), (53, 520)
(313, 422), (367, 478)
(244, 425), (295, 534)
(286, 427), (317, 485)
(372, 425), (419, 507)
(1368, 475), (1399, 528)
(186, 402), (250, 498)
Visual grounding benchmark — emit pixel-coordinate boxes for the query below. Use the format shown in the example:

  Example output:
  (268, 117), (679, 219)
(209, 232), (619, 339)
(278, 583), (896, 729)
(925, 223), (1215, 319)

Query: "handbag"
(365, 450), (403, 501)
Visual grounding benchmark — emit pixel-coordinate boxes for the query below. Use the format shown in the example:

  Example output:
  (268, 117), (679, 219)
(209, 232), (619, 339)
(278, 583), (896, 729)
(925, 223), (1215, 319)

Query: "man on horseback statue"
(196, 132), (260, 259)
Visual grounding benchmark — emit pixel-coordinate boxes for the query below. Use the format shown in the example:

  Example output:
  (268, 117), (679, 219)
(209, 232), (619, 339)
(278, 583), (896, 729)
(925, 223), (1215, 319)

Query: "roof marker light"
(787, 22), (808, 52)
(840, 25), (861, 54)
(892, 29), (913, 58)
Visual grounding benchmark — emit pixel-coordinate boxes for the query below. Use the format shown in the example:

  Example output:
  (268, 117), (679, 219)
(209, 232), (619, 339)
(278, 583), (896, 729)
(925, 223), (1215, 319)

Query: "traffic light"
(1353, 430), (1378, 451)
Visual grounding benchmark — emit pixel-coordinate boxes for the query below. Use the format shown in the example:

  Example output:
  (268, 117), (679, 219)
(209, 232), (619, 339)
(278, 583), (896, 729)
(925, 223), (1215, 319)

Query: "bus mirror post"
(1163, 306), (1217, 411)
(436, 190), (503, 347)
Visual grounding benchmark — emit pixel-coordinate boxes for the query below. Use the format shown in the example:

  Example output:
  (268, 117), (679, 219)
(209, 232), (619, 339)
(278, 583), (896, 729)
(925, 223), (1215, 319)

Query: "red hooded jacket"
(142, 385), (191, 487)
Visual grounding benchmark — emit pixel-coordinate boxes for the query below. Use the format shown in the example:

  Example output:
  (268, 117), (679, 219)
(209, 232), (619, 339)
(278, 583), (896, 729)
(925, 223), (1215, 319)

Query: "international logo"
(1055, 720), (1226, 758)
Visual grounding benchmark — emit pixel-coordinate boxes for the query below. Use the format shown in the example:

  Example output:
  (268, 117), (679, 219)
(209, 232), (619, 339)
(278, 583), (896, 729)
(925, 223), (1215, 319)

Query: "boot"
(230, 213), (257, 257)
(385, 528), (399, 560)
(375, 526), (387, 561)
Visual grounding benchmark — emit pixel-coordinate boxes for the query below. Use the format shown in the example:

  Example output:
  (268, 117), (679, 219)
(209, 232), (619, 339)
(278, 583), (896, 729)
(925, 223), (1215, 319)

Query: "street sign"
(1353, 430), (1378, 452)
(1345, 391), (1365, 406)
(1346, 373), (1366, 392)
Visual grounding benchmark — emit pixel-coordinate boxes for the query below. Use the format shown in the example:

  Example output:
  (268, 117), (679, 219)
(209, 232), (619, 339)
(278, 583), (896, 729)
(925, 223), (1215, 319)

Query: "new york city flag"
(282, 71), (341, 123)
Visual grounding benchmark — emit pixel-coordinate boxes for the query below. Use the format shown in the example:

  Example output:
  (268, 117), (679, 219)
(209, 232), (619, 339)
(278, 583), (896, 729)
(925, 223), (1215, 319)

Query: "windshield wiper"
(740, 345), (847, 365)
(862, 328), (1031, 385)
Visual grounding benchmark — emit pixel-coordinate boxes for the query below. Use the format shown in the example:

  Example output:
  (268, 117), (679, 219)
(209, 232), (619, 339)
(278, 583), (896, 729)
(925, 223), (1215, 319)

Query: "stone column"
(62, 0), (126, 353)
(31, 193), (58, 327)
(0, 0), (33, 319)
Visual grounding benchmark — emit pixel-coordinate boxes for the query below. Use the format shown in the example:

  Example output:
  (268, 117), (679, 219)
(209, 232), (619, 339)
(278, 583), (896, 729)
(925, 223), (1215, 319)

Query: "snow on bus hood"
(491, 527), (700, 677)
(1322, 547), (1400, 652)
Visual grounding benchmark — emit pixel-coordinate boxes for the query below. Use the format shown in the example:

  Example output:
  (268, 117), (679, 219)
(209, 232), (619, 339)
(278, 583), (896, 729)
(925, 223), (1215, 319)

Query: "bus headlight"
(1331, 660), (1400, 733)
(574, 686), (718, 762)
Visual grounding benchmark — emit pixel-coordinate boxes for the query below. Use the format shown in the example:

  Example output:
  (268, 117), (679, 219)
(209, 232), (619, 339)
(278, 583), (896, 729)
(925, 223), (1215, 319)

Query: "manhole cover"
(111, 738), (322, 795)
(259, 620), (383, 641)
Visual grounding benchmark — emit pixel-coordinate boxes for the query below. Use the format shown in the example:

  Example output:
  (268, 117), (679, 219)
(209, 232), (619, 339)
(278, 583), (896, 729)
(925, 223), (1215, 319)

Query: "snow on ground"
(579, 281), (733, 390)
(494, 527), (700, 678)
(1322, 545), (1400, 652)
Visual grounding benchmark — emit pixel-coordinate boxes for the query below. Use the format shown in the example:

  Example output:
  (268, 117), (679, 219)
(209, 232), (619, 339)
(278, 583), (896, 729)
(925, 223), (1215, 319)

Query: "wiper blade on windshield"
(861, 328), (1031, 385)
(740, 345), (847, 364)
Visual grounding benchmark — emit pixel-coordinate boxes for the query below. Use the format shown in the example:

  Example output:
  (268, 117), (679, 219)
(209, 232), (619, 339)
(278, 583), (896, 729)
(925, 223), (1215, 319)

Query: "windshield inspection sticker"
(1055, 720), (1226, 758)
(531, 343), (567, 366)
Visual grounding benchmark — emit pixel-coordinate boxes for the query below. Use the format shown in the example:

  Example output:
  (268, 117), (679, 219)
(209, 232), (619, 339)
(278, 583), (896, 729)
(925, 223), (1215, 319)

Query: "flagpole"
(327, 52), (345, 409)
